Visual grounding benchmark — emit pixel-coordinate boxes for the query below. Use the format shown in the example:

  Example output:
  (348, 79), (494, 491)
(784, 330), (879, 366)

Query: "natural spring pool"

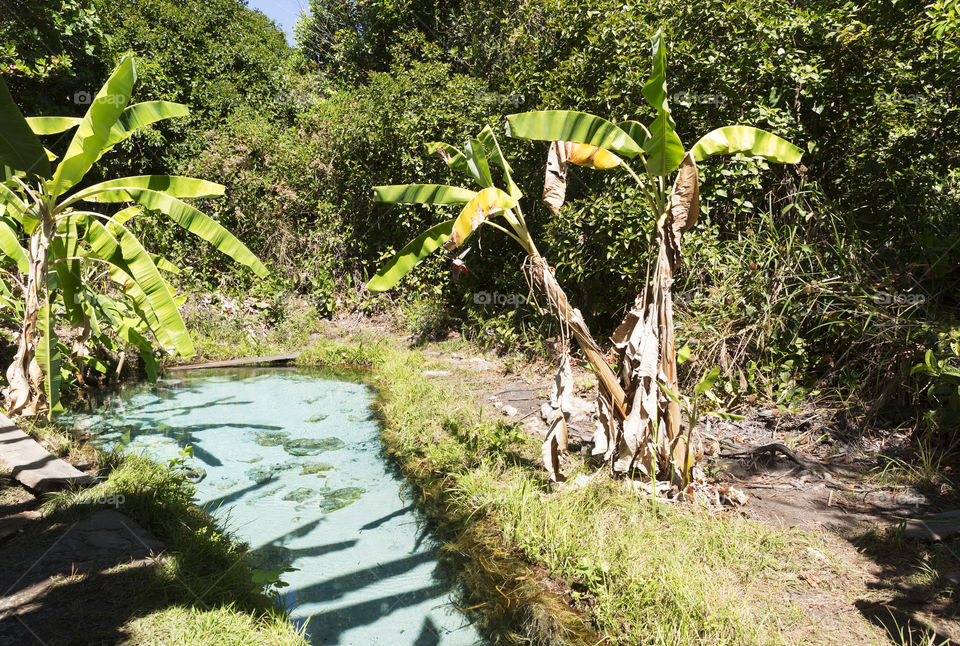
(67, 368), (483, 645)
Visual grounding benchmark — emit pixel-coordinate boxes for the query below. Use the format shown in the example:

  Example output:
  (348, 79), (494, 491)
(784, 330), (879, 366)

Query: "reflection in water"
(66, 368), (482, 645)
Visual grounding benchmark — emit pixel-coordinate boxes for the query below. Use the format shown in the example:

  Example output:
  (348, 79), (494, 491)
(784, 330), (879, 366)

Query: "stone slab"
(0, 413), (94, 492)
(166, 353), (299, 371)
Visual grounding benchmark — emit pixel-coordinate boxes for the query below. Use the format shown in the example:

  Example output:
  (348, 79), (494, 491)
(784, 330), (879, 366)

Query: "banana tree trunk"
(524, 253), (627, 418)
(3, 220), (52, 417)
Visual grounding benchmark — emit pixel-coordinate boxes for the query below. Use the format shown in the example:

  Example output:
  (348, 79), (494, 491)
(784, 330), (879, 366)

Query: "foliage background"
(2, 0), (958, 432)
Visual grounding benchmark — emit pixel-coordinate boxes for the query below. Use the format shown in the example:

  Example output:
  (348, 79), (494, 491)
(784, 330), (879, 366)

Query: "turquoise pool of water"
(67, 368), (482, 645)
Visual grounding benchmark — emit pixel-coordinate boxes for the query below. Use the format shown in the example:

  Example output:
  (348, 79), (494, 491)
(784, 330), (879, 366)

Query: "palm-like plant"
(0, 55), (267, 417)
(505, 29), (803, 486)
(366, 125), (630, 464)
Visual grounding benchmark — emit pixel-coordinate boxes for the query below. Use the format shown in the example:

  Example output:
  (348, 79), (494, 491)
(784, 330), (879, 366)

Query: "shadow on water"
(63, 367), (494, 645)
(298, 584), (452, 645)
(360, 504), (416, 531)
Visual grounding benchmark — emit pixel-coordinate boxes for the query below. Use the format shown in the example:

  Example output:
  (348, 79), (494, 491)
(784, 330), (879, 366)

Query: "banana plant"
(0, 55), (267, 418)
(506, 28), (803, 487)
(367, 125), (630, 478)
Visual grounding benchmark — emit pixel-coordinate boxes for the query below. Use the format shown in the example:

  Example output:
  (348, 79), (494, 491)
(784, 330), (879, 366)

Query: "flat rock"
(0, 413), (94, 492)
(903, 509), (960, 541)
(0, 510), (41, 542)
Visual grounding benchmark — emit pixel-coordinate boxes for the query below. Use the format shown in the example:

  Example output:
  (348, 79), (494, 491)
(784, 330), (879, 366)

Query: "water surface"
(69, 368), (481, 645)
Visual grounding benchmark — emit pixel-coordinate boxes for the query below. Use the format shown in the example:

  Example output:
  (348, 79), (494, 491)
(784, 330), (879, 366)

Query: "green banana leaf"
(102, 101), (189, 151)
(36, 283), (62, 417)
(477, 125), (522, 200)
(506, 110), (641, 158)
(373, 184), (476, 205)
(26, 116), (81, 136)
(425, 142), (471, 176)
(618, 120), (651, 149)
(107, 188), (267, 278)
(0, 217), (28, 273)
(84, 218), (194, 356)
(640, 29), (684, 176)
(367, 219), (455, 293)
(66, 175), (225, 205)
(0, 77), (50, 178)
(690, 126), (803, 164)
(50, 55), (136, 199)
(465, 137), (495, 188)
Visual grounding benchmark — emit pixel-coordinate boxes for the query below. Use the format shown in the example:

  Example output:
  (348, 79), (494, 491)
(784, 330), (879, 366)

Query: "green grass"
(300, 334), (821, 645)
(7, 421), (307, 645)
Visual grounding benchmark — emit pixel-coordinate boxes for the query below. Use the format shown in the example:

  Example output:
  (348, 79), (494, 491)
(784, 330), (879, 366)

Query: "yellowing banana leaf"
(373, 184), (476, 205)
(690, 126), (803, 164)
(367, 219), (455, 293)
(569, 142), (621, 169)
(445, 187), (517, 250)
(0, 76), (50, 178)
(641, 29), (684, 176)
(506, 110), (641, 158)
(26, 116), (81, 135)
(50, 55), (136, 199)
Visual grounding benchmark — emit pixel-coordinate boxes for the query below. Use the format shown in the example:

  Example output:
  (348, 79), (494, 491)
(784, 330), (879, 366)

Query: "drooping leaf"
(84, 218), (194, 356)
(373, 184), (476, 205)
(36, 286), (62, 417)
(690, 126), (803, 164)
(426, 142), (471, 176)
(49, 55), (136, 199)
(102, 101), (188, 151)
(542, 141), (569, 216)
(618, 120), (651, 149)
(506, 110), (641, 158)
(641, 29), (685, 176)
(69, 175), (225, 204)
(541, 141), (620, 216)
(0, 76), (50, 178)
(445, 187), (517, 250)
(667, 152), (700, 261)
(0, 217), (28, 273)
(103, 188), (267, 278)
(367, 219), (454, 292)
(25, 116), (81, 136)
